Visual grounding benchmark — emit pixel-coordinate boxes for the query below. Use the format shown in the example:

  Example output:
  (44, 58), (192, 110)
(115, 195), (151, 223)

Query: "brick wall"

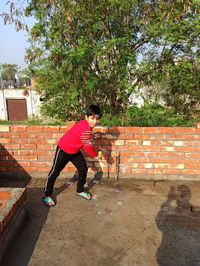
(1, 124), (200, 180)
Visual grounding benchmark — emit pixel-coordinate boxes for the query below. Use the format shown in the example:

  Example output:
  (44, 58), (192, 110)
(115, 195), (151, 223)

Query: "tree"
(136, 1), (200, 118)
(24, 0), (140, 120)
(1, 0), (199, 122)
(0, 64), (31, 88)
(0, 64), (18, 88)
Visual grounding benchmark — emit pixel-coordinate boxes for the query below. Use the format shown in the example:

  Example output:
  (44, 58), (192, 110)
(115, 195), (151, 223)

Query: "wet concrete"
(1, 178), (200, 266)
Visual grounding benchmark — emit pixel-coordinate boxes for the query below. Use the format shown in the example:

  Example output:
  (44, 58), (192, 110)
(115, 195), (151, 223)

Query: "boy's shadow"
(156, 185), (200, 266)
(86, 129), (120, 191)
(0, 145), (49, 266)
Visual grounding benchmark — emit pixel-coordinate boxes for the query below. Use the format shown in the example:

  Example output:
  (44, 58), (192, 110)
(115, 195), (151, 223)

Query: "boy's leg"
(71, 152), (88, 193)
(44, 147), (70, 196)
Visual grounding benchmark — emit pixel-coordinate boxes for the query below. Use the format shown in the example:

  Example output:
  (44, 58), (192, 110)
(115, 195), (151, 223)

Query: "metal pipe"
(0, 66), (7, 120)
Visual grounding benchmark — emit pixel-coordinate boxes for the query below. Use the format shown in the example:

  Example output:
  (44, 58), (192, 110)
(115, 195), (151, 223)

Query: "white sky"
(0, 1), (34, 69)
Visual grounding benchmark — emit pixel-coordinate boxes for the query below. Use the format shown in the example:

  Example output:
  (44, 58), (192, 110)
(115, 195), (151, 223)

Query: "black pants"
(44, 146), (88, 196)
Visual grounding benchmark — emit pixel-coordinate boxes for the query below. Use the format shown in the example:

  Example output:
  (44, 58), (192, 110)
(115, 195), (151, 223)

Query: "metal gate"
(6, 99), (28, 121)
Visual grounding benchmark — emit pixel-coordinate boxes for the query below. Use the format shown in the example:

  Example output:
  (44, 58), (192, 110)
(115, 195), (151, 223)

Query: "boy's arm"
(80, 130), (97, 158)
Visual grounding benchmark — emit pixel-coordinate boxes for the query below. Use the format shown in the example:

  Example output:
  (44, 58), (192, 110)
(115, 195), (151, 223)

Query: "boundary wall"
(1, 124), (200, 181)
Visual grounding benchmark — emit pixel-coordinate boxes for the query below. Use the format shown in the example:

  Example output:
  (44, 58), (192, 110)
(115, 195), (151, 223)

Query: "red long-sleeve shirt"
(58, 119), (97, 158)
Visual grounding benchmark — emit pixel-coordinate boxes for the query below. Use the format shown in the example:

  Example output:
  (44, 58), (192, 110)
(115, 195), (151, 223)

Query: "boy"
(42, 104), (102, 207)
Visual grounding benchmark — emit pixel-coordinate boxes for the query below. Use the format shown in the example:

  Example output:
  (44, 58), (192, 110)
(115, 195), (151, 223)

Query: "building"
(0, 80), (42, 121)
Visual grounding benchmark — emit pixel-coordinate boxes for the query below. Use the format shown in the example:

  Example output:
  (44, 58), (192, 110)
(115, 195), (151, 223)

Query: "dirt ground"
(2, 176), (200, 266)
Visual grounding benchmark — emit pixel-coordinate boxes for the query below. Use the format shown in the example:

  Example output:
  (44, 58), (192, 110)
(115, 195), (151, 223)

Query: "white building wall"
(129, 88), (144, 107)
(0, 88), (42, 120)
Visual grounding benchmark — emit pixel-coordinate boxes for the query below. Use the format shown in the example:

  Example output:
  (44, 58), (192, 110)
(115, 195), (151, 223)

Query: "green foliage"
(0, 64), (31, 88)
(101, 103), (196, 127)
(126, 104), (195, 127)
(0, 64), (19, 88)
(1, 0), (199, 124)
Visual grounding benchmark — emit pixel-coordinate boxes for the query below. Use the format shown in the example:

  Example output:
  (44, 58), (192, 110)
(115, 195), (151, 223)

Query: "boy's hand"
(94, 151), (102, 160)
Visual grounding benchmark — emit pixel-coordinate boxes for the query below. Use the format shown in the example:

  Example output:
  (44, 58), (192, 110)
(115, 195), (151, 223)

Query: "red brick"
(22, 155), (37, 161)
(1, 161), (15, 167)
(0, 138), (10, 144)
(10, 125), (27, 132)
(130, 146), (161, 151)
(0, 191), (11, 200)
(43, 126), (60, 132)
(13, 150), (29, 156)
(118, 134), (134, 140)
(23, 166), (38, 172)
(185, 153), (200, 158)
(0, 167), (7, 172)
(4, 144), (21, 149)
(148, 169), (163, 174)
(29, 150), (46, 156)
(193, 128), (200, 134)
(174, 127), (194, 134)
(52, 133), (62, 138)
(162, 169), (182, 175)
(134, 134), (160, 140)
(180, 135), (200, 140)
(177, 147), (200, 152)
(19, 132), (30, 138)
(38, 167), (50, 172)
(184, 163), (200, 169)
(124, 127), (140, 133)
(151, 140), (174, 146)
(37, 144), (54, 150)
(166, 152), (185, 158)
(3, 132), (19, 138)
(116, 145), (129, 151)
(108, 127), (125, 133)
(157, 127), (175, 134)
(9, 167), (26, 172)
(93, 127), (109, 133)
(20, 162), (31, 167)
(38, 156), (53, 162)
(11, 138), (28, 144)
(182, 169), (200, 175)
(132, 169), (147, 174)
(26, 126), (43, 132)
(126, 140), (141, 145)
(21, 144), (37, 149)
(142, 127), (159, 134)
(120, 156), (134, 163)
(30, 162), (46, 167)
(28, 138), (45, 144)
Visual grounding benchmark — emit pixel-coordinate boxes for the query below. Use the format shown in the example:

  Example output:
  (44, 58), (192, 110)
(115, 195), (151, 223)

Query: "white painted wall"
(0, 88), (42, 120)
(129, 88), (144, 107)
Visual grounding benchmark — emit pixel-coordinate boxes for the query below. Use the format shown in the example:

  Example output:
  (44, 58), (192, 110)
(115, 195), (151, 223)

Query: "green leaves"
(3, 0), (198, 124)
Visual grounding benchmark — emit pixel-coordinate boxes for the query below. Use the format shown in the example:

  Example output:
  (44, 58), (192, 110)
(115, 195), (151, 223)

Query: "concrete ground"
(1, 177), (200, 266)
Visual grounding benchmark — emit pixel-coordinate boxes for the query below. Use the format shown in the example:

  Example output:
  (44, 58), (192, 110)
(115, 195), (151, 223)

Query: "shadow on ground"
(156, 184), (200, 266)
(0, 145), (50, 266)
(1, 185), (49, 266)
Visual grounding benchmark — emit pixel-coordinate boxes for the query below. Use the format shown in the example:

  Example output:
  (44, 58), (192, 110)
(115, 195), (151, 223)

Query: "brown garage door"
(6, 99), (28, 121)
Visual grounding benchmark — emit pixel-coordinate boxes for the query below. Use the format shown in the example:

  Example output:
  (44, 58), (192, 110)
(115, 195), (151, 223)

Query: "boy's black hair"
(85, 104), (102, 118)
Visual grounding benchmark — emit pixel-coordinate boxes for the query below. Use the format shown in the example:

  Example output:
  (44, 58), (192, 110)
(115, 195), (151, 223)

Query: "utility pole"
(0, 65), (7, 120)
